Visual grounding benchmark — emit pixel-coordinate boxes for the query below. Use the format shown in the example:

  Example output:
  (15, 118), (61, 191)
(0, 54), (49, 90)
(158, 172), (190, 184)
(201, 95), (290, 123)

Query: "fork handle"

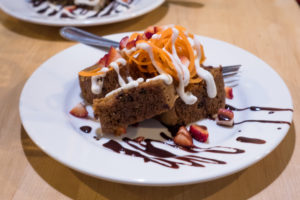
(60, 27), (119, 49)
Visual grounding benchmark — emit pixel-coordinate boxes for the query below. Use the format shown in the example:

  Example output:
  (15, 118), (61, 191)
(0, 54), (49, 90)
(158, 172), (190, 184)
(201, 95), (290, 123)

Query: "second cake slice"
(93, 78), (176, 134)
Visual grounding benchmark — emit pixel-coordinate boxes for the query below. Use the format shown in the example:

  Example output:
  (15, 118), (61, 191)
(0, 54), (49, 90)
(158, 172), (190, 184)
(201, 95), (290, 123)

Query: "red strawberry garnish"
(216, 108), (234, 126)
(70, 103), (88, 118)
(218, 108), (234, 120)
(144, 31), (153, 39)
(126, 40), (136, 49)
(190, 124), (209, 143)
(144, 26), (160, 39)
(119, 36), (129, 50)
(64, 5), (76, 13)
(98, 54), (108, 67)
(134, 136), (145, 142)
(173, 126), (193, 147)
(106, 47), (122, 66)
(145, 26), (155, 34)
(225, 87), (233, 99)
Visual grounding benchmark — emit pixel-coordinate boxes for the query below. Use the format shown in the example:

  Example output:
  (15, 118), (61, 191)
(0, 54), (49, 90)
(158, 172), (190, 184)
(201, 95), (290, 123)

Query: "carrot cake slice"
(77, 25), (225, 134)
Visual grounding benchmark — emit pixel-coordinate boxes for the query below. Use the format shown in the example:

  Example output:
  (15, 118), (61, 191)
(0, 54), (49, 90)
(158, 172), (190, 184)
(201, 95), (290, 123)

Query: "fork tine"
(226, 82), (239, 87)
(222, 65), (242, 73)
(225, 78), (240, 87)
(222, 71), (240, 78)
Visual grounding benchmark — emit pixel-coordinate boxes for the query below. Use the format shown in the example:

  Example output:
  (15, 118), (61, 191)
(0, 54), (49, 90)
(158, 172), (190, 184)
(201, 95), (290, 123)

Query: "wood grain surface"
(0, 0), (300, 199)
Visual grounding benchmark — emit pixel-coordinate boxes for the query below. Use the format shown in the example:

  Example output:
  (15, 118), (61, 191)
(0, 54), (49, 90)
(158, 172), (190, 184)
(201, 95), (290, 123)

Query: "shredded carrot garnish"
(79, 70), (106, 77)
(78, 25), (206, 83)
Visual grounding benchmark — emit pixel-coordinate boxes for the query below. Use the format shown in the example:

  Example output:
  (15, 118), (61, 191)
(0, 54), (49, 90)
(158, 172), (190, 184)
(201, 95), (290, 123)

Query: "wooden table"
(1, 0), (300, 199)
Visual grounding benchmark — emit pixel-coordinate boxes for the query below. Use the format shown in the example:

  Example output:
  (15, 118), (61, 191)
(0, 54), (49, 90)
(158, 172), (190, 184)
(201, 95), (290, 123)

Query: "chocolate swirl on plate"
(29, 0), (134, 19)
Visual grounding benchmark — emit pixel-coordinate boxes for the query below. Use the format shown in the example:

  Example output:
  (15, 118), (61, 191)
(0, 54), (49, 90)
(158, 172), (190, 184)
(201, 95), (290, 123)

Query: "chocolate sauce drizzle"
(80, 126), (92, 133)
(236, 137), (266, 144)
(225, 104), (293, 112)
(101, 104), (291, 169)
(234, 120), (291, 126)
(103, 134), (244, 169)
(30, 0), (134, 19)
(160, 123), (182, 137)
(226, 104), (293, 126)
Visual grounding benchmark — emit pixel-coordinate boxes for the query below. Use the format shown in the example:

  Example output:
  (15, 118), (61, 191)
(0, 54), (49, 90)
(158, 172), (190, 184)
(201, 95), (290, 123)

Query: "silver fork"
(60, 26), (241, 80)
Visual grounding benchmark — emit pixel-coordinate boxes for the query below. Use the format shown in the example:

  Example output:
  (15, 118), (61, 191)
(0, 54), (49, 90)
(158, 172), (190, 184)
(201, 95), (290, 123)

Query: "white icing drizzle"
(91, 67), (109, 95)
(188, 37), (195, 47)
(127, 77), (134, 82)
(193, 37), (217, 98)
(31, 0), (132, 20)
(105, 78), (144, 97)
(91, 58), (127, 95)
(122, 47), (137, 56)
(136, 28), (202, 105)
(91, 26), (217, 105)
(109, 58), (127, 86)
(74, 0), (105, 8)
(163, 28), (197, 105)
(152, 34), (161, 39)
(146, 74), (173, 85)
(106, 73), (174, 98)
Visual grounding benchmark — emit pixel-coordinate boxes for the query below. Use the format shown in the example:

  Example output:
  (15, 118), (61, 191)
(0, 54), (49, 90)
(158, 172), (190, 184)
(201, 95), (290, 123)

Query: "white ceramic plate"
(0, 0), (164, 26)
(19, 33), (293, 186)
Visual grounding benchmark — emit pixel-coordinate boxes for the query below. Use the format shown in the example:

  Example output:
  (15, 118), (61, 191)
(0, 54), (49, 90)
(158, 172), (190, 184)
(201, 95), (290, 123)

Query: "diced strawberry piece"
(174, 133), (193, 147)
(70, 103), (88, 118)
(173, 126), (193, 147)
(218, 108), (234, 119)
(126, 40), (136, 49)
(145, 26), (155, 34)
(65, 5), (76, 13)
(177, 126), (190, 138)
(106, 47), (122, 66)
(98, 54), (108, 67)
(119, 36), (129, 50)
(144, 31), (153, 39)
(134, 136), (145, 142)
(190, 124), (209, 143)
(216, 108), (234, 126)
(144, 26), (159, 39)
(225, 87), (233, 99)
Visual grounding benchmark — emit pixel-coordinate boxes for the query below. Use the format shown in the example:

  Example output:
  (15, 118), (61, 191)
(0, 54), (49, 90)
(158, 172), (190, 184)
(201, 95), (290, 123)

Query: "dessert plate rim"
(19, 32), (293, 186)
(0, 0), (165, 26)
